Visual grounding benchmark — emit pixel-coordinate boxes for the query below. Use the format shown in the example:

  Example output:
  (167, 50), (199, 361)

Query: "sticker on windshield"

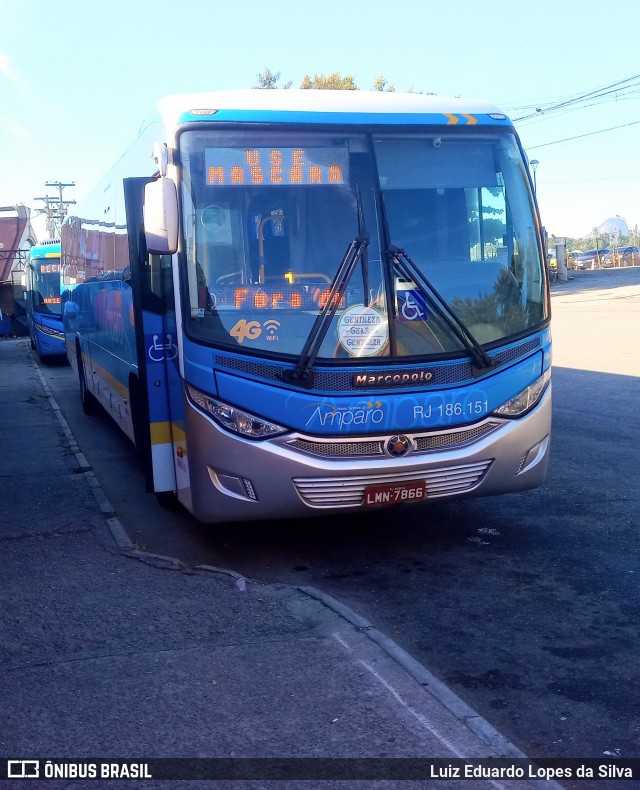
(338, 305), (389, 357)
(397, 284), (428, 322)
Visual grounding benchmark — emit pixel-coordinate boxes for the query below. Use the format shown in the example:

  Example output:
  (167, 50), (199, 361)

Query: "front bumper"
(178, 386), (552, 524)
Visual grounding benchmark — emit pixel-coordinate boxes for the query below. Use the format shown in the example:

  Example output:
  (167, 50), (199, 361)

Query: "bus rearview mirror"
(143, 177), (178, 255)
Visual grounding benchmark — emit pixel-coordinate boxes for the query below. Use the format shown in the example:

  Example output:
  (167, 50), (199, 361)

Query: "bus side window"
(138, 254), (174, 314)
(150, 254), (173, 298)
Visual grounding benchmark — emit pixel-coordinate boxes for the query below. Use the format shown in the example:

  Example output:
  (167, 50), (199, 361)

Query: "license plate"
(364, 481), (427, 507)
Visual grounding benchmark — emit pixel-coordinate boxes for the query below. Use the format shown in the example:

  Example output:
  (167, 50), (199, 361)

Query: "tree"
(373, 76), (395, 92)
(255, 68), (291, 89)
(300, 72), (358, 90)
(255, 68), (427, 92)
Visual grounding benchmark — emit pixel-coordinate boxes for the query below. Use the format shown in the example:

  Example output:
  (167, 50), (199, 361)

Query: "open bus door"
(123, 176), (179, 498)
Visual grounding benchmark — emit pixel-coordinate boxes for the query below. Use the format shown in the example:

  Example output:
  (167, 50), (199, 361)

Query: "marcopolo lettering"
(354, 369), (435, 388)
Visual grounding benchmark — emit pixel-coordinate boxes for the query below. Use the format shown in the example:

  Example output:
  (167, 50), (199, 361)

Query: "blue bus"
(61, 90), (551, 524)
(27, 239), (66, 360)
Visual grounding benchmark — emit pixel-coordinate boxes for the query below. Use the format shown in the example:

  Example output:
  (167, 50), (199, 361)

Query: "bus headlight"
(492, 369), (551, 418)
(186, 384), (287, 439)
(34, 322), (65, 341)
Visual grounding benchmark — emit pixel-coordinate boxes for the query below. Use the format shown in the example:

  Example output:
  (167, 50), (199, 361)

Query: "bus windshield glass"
(30, 256), (62, 316)
(179, 129), (546, 361)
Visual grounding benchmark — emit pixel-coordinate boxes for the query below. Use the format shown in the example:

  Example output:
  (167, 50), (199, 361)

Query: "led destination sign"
(205, 147), (348, 187)
(210, 285), (345, 311)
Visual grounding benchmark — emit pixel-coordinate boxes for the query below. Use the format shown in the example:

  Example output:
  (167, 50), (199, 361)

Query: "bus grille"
(293, 461), (492, 508)
(214, 338), (540, 392)
(415, 421), (500, 451)
(287, 439), (385, 457)
(286, 421), (500, 459)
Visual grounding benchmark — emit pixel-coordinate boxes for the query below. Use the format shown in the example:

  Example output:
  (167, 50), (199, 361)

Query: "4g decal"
(230, 319), (261, 343)
(230, 318), (281, 344)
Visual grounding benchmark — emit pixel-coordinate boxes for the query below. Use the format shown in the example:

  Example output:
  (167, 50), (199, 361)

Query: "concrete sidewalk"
(0, 338), (556, 788)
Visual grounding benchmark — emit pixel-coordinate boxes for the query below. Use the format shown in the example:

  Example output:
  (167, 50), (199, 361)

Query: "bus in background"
(27, 239), (66, 360)
(61, 89), (551, 525)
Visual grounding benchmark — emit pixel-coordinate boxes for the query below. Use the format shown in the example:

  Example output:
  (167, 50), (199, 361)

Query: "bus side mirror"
(143, 177), (178, 255)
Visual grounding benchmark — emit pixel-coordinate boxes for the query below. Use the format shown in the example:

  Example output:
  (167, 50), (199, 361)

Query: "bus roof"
(30, 239), (61, 257)
(154, 89), (513, 130)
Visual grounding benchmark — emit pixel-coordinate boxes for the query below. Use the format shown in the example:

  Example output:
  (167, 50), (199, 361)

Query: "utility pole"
(592, 227), (601, 269)
(34, 181), (76, 239)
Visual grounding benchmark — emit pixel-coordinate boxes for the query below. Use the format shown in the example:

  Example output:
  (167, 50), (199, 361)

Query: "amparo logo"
(303, 400), (385, 429)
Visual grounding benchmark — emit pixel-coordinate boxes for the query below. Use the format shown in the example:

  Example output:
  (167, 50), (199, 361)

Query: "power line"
(542, 172), (640, 185)
(513, 90), (640, 129)
(510, 73), (640, 123)
(527, 119), (640, 150)
(513, 74), (640, 120)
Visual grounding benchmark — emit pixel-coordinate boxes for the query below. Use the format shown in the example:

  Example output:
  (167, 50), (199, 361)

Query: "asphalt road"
(39, 266), (640, 774)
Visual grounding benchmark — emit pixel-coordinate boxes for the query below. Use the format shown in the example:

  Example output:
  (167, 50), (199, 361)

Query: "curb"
(299, 585), (528, 760)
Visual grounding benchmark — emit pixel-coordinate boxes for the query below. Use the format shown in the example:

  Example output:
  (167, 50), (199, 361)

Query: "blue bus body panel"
(178, 109), (512, 128)
(142, 312), (183, 428)
(214, 352), (543, 435)
(140, 311), (182, 493)
(32, 317), (66, 357)
(181, 329), (551, 435)
(157, 89), (513, 132)
(182, 334), (219, 398)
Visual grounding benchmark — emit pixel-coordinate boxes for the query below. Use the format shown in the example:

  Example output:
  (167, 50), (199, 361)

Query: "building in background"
(0, 205), (37, 336)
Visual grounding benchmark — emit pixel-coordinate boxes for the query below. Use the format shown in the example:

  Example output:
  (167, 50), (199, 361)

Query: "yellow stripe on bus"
(150, 421), (186, 445)
(84, 358), (129, 401)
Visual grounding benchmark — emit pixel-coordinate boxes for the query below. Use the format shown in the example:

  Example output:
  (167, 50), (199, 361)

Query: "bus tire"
(129, 375), (146, 454)
(155, 490), (181, 512)
(36, 339), (47, 365)
(77, 347), (99, 415)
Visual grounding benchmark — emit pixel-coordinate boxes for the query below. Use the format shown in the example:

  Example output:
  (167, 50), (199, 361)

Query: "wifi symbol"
(263, 319), (281, 335)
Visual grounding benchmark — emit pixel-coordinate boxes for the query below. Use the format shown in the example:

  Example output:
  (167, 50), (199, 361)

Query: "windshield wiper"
(388, 244), (496, 378)
(356, 182), (370, 309)
(284, 233), (369, 387)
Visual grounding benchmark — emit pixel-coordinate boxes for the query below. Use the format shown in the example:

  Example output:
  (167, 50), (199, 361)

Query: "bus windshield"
(30, 256), (62, 316)
(179, 129), (546, 361)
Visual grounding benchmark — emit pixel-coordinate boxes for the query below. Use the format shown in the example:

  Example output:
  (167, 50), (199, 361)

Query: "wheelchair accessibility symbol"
(148, 333), (178, 362)
(397, 287), (428, 322)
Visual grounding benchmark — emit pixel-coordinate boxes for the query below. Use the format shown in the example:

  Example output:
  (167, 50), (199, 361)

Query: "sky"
(1, 0), (639, 243)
